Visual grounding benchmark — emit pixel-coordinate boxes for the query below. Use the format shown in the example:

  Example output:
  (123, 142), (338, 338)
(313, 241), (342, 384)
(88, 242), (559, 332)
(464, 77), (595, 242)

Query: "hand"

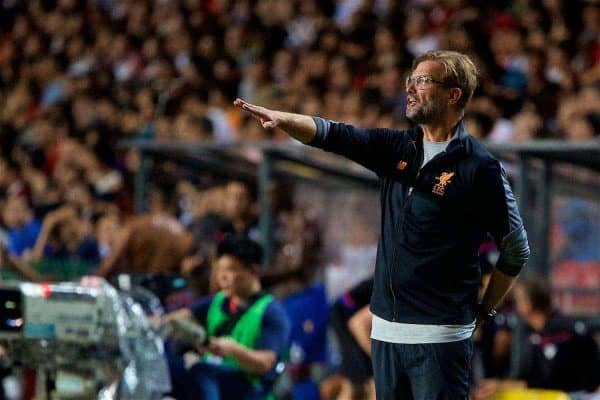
(159, 308), (192, 326)
(181, 254), (204, 275)
(207, 337), (239, 358)
(471, 379), (500, 400)
(46, 206), (76, 224)
(233, 98), (280, 129)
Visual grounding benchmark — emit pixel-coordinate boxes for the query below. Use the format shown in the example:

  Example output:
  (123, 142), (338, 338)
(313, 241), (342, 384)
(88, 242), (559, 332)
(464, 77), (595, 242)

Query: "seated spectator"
(2, 195), (41, 257)
(0, 195), (46, 281)
(221, 181), (259, 239)
(26, 205), (100, 279)
(472, 278), (600, 399)
(165, 235), (290, 400)
(96, 213), (194, 277)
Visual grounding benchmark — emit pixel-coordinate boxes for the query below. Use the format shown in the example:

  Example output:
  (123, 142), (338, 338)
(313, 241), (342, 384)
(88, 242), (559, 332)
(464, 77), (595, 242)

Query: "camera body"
(0, 282), (118, 346)
(162, 315), (209, 348)
(0, 280), (172, 399)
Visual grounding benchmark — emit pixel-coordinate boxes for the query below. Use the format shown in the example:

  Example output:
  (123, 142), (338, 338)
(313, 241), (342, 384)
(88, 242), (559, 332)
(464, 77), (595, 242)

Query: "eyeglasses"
(405, 75), (453, 89)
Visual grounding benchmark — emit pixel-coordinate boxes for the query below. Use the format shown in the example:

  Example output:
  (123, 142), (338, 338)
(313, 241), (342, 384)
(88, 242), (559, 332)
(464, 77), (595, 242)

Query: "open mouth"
(407, 99), (418, 107)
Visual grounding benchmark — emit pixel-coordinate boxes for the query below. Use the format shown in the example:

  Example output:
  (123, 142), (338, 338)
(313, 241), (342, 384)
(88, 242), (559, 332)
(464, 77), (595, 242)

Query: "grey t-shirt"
(421, 139), (450, 168)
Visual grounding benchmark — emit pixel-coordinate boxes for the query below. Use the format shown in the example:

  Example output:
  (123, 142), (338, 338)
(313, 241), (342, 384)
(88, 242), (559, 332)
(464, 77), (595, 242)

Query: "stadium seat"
(552, 261), (600, 315)
(491, 388), (571, 400)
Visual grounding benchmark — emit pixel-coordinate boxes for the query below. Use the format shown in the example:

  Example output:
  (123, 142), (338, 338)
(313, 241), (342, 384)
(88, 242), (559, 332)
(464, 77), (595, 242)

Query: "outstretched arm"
(234, 98), (409, 177)
(233, 98), (317, 144)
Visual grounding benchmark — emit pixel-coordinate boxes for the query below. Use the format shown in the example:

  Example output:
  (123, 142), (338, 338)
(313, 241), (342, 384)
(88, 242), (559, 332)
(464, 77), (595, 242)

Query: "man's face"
(223, 182), (250, 220)
(215, 254), (255, 298)
(2, 196), (30, 228)
(405, 60), (451, 124)
(213, 254), (235, 295)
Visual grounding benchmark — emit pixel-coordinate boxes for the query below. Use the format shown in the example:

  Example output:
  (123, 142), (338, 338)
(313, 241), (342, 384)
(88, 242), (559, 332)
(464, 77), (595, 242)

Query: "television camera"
(0, 279), (170, 400)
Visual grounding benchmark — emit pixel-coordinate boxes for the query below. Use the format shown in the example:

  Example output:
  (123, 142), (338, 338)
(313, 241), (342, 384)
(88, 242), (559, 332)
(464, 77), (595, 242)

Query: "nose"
(406, 79), (416, 94)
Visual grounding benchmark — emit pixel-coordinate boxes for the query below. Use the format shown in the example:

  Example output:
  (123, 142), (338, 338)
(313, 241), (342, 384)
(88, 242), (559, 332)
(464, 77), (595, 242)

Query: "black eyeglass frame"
(405, 74), (459, 89)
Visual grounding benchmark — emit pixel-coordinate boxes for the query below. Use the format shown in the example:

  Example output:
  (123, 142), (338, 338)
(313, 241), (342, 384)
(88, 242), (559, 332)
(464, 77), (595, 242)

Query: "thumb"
(263, 120), (278, 129)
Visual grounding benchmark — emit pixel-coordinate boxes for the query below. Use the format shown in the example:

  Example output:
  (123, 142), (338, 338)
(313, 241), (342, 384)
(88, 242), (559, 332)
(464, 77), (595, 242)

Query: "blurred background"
(0, 0), (599, 399)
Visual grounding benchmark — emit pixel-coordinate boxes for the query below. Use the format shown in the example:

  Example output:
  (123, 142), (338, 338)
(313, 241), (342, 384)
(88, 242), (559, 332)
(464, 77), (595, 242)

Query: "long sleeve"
(309, 117), (412, 177)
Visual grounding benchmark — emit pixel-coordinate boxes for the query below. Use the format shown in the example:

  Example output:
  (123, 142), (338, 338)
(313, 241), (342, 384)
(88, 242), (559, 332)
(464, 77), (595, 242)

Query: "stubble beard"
(406, 98), (445, 125)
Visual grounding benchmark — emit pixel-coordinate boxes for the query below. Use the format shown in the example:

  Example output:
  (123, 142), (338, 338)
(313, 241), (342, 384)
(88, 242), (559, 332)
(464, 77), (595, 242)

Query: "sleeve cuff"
(495, 225), (530, 277)
(308, 117), (331, 147)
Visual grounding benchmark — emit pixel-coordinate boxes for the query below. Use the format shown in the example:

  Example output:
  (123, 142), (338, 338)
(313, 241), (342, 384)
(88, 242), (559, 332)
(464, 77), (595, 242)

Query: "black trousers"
(371, 338), (472, 400)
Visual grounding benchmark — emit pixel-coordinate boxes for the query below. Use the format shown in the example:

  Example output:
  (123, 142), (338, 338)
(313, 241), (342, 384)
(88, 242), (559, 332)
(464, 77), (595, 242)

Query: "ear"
(448, 87), (462, 105)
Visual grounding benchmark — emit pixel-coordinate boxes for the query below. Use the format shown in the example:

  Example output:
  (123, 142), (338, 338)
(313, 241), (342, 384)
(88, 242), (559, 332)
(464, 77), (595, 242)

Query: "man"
(171, 235), (290, 400)
(1, 195), (45, 281)
(2, 195), (42, 258)
(222, 181), (259, 237)
(96, 213), (194, 277)
(472, 278), (600, 398)
(235, 50), (530, 399)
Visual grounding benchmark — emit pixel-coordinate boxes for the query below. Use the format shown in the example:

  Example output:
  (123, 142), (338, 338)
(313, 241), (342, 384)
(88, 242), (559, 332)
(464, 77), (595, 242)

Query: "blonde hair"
(412, 50), (478, 109)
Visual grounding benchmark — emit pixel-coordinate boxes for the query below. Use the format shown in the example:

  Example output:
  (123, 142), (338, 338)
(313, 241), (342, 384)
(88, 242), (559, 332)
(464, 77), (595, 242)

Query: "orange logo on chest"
(396, 160), (408, 170)
(432, 172), (454, 196)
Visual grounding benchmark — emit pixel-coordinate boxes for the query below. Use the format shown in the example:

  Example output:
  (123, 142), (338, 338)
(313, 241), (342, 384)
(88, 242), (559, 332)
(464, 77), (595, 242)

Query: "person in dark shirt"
(235, 50), (530, 399)
(472, 278), (600, 398)
(325, 278), (374, 400)
(26, 206), (100, 278)
(165, 235), (290, 400)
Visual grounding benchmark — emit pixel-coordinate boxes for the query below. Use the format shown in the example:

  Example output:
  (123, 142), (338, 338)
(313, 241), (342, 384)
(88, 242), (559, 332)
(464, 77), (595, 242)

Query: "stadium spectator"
(165, 235), (290, 400)
(25, 205), (100, 278)
(96, 213), (194, 277)
(323, 278), (374, 400)
(221, 180), (259, 238)
(472, 278), (600, 398)
(1, 195), (41, 257)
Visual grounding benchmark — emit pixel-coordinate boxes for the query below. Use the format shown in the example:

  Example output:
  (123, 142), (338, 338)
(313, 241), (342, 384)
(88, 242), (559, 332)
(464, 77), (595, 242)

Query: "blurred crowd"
(1, 0), (600, 148)
(0, 0), (597, 271)
(0, 0), (600, 398)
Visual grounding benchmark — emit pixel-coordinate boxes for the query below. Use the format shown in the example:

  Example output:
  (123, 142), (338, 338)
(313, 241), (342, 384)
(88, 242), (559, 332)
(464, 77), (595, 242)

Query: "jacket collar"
(413, 119), (470, 153)
(446, 119), (469, 154)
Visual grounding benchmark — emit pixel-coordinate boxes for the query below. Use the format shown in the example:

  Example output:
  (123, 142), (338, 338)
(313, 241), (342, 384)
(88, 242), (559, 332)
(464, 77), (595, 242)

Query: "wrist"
(476, 303), (497, 322)
(227, 340), (243, 358)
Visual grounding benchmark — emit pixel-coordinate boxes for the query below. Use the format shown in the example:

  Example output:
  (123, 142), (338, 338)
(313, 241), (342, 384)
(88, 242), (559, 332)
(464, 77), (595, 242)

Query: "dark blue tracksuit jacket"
(310, 118), (530, 325)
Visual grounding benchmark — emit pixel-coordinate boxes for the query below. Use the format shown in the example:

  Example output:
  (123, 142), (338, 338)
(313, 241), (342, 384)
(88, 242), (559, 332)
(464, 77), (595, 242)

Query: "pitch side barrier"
(121, 139), (600, 321)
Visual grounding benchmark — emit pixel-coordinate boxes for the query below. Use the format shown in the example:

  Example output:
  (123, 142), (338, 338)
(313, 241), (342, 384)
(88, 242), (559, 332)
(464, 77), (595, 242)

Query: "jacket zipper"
(388, 139), (421, 321)
(389, 248), (397, 321)
(387, 133), (464, 320)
